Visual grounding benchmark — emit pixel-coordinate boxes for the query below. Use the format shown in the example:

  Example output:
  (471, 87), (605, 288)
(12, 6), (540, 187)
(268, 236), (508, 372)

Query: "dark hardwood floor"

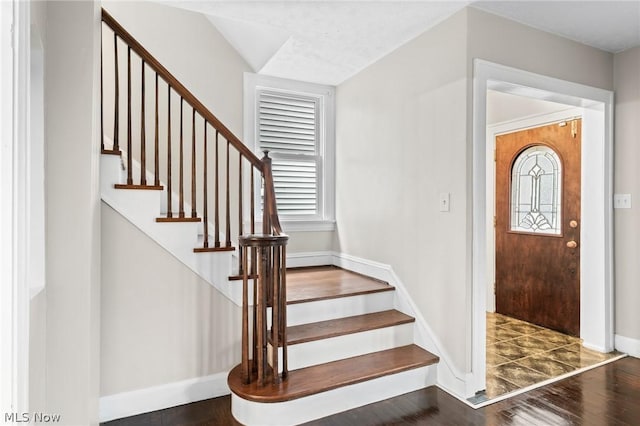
(103, 356), (639, 426)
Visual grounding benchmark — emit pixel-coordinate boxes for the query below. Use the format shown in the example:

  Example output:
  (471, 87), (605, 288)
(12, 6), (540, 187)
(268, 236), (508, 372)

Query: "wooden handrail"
(101, 9), (262, 170)
(101, 7), (284, 238)
(102, 8), (288, 391)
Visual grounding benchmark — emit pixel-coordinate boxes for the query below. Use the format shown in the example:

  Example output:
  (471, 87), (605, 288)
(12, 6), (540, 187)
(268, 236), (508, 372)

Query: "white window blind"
(258, 91), (322, 217)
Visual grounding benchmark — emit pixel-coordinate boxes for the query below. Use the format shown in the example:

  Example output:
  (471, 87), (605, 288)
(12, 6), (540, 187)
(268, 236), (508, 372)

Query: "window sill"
(253, 219), (336, 233)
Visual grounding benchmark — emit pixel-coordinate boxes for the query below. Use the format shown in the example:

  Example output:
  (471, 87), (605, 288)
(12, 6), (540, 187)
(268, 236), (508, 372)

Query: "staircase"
(227, 266), (439, 425)
(99, 9), (439, 425)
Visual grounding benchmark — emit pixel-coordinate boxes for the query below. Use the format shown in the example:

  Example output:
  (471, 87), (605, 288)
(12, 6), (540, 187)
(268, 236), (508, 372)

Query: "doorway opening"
(470, 60), (614, 399)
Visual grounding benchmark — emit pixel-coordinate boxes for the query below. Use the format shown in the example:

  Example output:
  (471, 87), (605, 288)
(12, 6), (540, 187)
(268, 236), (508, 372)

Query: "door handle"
(566, 240), (578, 248)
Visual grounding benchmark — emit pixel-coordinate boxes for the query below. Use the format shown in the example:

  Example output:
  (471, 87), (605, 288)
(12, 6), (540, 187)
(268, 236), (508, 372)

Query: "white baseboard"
(286, 251), (334, 268)
(615, 334), (640, 358)
(99, 372), (229, 423)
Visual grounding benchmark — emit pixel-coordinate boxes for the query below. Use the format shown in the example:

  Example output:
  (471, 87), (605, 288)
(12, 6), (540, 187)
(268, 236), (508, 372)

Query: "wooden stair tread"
(286, 266), (393, 304)
(114, 183), (163, 190)
(228, 345), (439, 403)
(229, 273), (259, 281)
(193, 246), (236, 253)
(156, 216), (201, 222)
(287, 310), (414, 345)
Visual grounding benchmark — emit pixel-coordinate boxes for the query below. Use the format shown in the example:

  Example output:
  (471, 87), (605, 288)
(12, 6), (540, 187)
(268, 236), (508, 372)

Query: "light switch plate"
(439, 192), (450, 212)
(614, 193), (632, 209)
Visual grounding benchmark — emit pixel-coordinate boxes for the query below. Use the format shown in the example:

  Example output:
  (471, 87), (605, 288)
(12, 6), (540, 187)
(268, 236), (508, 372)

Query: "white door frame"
(1, 0), (31, 418)
(470, 59), (614, 395)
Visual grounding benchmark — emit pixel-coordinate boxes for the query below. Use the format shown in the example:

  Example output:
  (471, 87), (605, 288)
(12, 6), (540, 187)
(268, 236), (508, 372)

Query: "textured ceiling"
(473, 1), (640, 53)
(161, 0), (640, 86)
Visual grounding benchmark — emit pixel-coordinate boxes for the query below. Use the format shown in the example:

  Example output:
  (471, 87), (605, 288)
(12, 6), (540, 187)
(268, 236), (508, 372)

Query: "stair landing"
(286, 266), (393, 304)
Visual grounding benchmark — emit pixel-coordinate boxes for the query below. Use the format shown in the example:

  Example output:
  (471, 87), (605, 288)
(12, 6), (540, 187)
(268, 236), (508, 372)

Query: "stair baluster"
(214, 130), (220, 248)
(167, 87), (172, 217)
(101, 8), (288, 391)
(202, 121), (209, 248)
(178, 98), (184, 218)
(154, 74), (160, 187)
(140, 60), (146, 185)
(112, 33), (119, 153)
(126, 46), (132, 185)
(191, 109), (197, 218)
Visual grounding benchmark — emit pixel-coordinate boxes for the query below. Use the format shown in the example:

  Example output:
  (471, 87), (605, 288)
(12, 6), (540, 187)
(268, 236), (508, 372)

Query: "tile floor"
(483, 312), (621, 400)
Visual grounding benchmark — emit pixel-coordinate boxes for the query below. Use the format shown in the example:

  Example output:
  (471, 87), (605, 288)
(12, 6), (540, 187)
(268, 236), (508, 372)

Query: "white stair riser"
(282, 323), (414, 370)
(101, 154), (125, 187)
(286, 292), (395, 326)
(231, 364), (437, 426)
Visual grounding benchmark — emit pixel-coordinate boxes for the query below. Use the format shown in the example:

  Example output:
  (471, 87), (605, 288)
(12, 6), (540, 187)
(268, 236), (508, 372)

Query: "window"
(245, 74), (335, 231)
(510, 145), (562, 235)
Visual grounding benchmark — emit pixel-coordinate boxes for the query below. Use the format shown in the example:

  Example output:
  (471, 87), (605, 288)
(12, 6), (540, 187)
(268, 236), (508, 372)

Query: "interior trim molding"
(615, 334), (640, 358)
(472, 58), (615, 396)
(1, 0), (31, 416)
(286, 251), (334, 268)
(99, 372), (229, 423)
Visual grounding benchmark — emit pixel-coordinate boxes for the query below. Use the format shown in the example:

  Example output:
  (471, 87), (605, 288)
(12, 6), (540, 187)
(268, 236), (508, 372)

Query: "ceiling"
(161, 0), (640, 86)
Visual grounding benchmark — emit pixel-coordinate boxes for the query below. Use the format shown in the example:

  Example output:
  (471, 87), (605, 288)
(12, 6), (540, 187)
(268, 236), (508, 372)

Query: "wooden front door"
(495, 120), (581, 336)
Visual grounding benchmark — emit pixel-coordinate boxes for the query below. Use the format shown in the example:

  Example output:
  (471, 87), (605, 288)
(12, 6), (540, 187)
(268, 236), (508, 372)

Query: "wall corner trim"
(99, 372), (230, 423)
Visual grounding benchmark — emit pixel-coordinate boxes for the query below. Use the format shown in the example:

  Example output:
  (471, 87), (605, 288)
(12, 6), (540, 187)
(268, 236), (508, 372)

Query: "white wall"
(335, 6), (617, 378)
(42, 1), (101, 424)
(466, 8), (614, 368)
(100, 204), (242, 396)
(467, 7), (613, 91)
(335, 10), (470, 370)
(613, 46), (640, 342)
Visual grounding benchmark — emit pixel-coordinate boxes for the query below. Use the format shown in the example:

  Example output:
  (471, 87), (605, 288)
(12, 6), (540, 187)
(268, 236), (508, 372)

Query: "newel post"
(239, 234), (289, 387)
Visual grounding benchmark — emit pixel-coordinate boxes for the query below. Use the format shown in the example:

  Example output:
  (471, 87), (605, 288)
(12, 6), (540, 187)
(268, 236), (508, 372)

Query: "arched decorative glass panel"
(511, 145), (562, 235)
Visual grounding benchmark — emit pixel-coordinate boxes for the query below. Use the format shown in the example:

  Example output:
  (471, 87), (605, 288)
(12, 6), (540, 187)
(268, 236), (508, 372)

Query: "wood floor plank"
(287, 310), (414, 345)
(286, 266), (394, 304)
(228, 345), (439, 403)
(103, 357), (640, 426)
(308, 356), (640, 426)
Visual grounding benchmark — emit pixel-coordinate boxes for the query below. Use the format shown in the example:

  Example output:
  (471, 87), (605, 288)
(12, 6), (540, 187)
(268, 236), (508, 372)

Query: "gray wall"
(100, 204), (242, 396)
(334, 7), (618, 375)
(33, 2), (637, 418)
(335, 9), (470, 370)
(31, 1), (102, 424)
(613, 46), (640, 341)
